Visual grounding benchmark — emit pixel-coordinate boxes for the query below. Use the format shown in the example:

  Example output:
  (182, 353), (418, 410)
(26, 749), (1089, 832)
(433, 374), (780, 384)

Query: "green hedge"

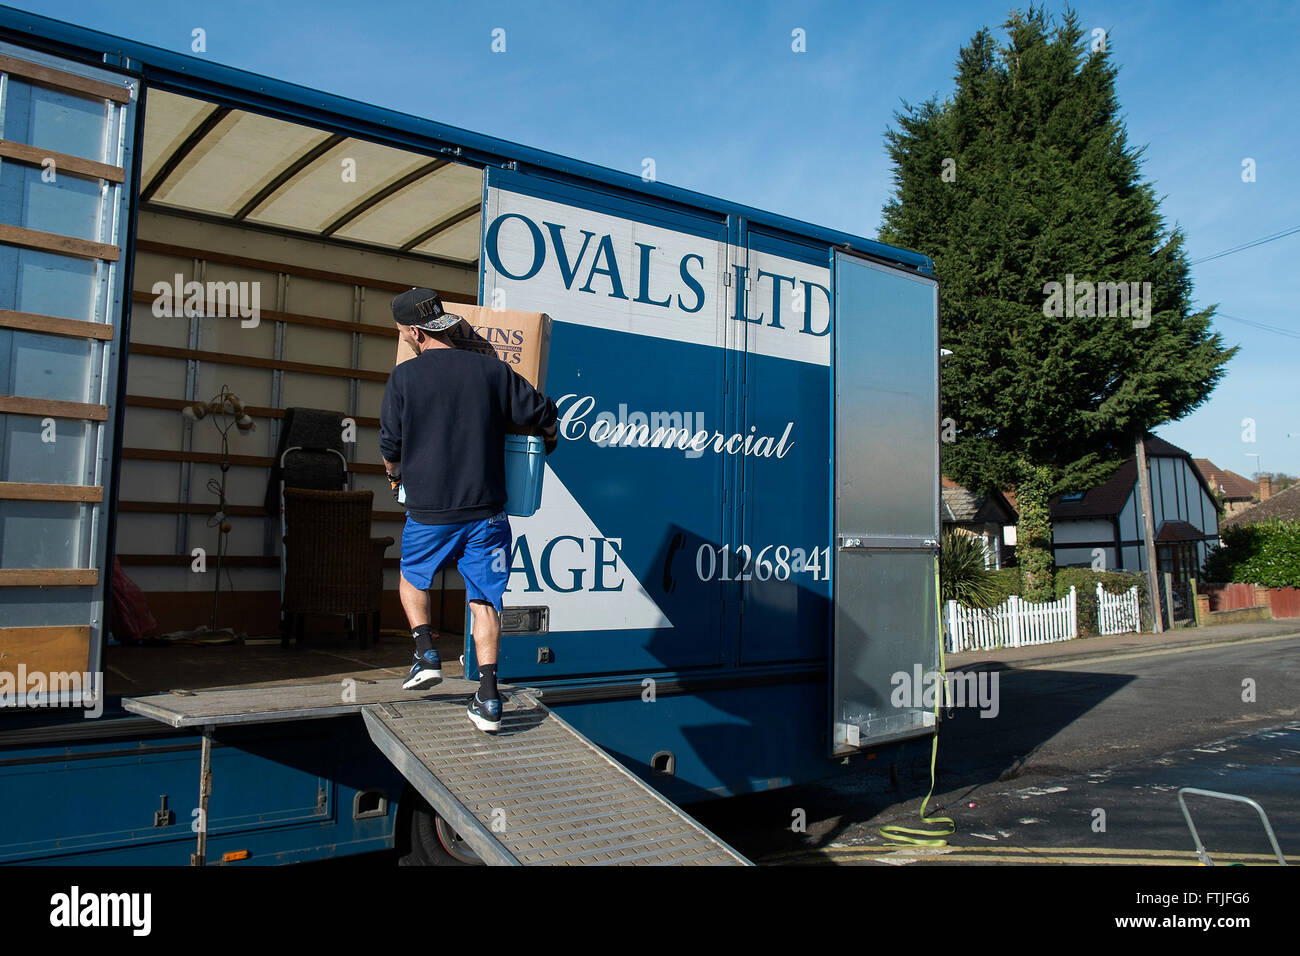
(1203, 520), (1300, 588)
(1055, 568), (1149, 635)
(982, 568), (1023, 605)
(957, 567), (1148, 635)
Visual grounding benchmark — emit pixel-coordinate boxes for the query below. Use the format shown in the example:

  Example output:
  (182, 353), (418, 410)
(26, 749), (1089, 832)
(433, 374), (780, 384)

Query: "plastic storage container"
(503, 434), (546, 517)
(395, 435), (544, 515)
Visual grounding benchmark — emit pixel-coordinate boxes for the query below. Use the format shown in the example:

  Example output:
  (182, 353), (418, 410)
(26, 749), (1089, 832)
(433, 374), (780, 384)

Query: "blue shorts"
(400, 511), (512, 613)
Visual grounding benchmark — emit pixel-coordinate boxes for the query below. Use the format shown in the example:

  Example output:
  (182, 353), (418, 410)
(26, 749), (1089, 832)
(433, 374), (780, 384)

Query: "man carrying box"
(380, 289), (557, 733)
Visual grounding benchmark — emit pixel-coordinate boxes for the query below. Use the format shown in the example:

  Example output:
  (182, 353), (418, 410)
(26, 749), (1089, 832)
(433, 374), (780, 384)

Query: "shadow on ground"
(684, 666), (1137, 863)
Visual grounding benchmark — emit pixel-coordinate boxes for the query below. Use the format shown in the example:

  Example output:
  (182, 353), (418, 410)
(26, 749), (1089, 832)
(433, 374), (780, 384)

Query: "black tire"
(396, 786), (484, 866)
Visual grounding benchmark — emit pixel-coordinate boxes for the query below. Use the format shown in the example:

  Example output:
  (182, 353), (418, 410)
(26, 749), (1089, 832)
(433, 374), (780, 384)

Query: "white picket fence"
(1096, 583), (1141, 635)
(945, 586), (1077, 652)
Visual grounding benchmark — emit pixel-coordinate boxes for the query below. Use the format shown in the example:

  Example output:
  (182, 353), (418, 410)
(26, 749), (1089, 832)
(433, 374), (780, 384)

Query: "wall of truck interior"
(116, 88), (485, 636)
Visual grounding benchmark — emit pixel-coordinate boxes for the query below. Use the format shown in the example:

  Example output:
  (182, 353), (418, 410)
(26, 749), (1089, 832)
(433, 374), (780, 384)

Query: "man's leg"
(461, 512), (510, 731)
(398, 569), (442, 689)
(466, 599), (501, 731)
(399, 570), (432, 631)
(399, 569), (439, 661)
(468, 599), (500, 667)
(397, 517), (458, 689)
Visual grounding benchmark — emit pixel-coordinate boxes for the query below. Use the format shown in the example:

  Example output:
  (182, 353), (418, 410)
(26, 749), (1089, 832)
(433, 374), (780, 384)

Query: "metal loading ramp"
(363, 691), (751, 866)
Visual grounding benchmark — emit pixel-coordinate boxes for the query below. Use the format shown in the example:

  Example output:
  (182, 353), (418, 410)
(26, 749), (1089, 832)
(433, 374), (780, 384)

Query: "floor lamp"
(181, 385), (255, 636)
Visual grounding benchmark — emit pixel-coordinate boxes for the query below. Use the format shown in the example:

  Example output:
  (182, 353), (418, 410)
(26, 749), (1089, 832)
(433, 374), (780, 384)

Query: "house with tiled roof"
(1221, 480), (1300, 528)
(1049, 436), (1221, 586)
(1193, 459), (1259, 516)
(941, 477), (1017, 568)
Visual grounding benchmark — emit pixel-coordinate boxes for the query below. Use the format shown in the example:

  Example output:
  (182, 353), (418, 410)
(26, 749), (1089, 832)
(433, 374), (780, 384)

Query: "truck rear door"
(0, 42), (139, 708)
(732, 226), (833, 666)
(830, 249), (940, 754)
(478, 166), (731, 679)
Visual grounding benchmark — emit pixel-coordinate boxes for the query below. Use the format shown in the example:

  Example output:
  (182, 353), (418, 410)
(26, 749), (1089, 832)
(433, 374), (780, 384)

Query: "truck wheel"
(398, 787), (483, 866)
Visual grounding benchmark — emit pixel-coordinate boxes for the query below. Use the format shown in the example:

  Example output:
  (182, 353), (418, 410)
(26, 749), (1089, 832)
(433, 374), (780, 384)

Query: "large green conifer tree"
(879, 6), (1234, 598)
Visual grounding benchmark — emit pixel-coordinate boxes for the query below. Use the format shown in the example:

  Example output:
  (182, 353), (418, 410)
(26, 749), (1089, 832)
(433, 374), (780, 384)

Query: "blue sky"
(12, 0), (1297, 478)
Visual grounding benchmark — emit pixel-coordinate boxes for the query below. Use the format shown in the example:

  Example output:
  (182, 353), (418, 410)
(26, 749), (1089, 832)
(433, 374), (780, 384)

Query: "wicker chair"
(281, 488), (391, 648)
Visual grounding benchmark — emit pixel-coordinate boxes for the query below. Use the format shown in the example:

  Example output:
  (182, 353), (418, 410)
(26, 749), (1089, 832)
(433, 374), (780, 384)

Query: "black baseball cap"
(391, 287), (464, 332)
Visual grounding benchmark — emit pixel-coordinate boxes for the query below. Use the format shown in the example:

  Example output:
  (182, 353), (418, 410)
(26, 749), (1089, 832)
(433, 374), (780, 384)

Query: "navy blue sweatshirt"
(379, 347), (557, 525)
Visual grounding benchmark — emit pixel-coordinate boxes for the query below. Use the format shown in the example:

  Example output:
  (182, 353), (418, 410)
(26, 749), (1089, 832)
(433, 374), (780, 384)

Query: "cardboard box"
(394, 304), (551, 390)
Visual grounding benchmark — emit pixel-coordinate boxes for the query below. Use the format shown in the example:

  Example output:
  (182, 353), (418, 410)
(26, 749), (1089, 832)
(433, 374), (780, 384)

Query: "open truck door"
(0, 43), (139, 708)
(830, 250), (940, 754)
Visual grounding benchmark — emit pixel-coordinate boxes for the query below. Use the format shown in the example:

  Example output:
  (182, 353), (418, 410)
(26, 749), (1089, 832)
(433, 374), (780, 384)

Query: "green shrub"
(1016, 463), (1055, 601)
(982, 567), (1024, 605)
(940, 531), (1003, 608)
(1053, 568), (1147, 635)
(1203, 520), (1300, 588)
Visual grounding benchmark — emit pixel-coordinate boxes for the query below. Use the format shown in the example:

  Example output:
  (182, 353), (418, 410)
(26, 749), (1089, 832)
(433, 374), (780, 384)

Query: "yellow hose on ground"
(878, 554), (955, 847)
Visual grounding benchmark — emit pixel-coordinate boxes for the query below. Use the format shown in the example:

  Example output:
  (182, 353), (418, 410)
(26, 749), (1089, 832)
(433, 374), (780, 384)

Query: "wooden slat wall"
(0, 308), (116, 340)
(0, 626), (92, 677)
(123, 394), (380, 429)
(0, 223), (120, 261)
(130, 290), (400, 339)
(116, 499), (404, 523)
(117, 211), (475, 617)
(140, 589), (464, 638)
(0, 395), (108, 420)
(121, 446), (386, 475)
(0, 481), (103, 502)
(115, 553), (401, 570)
(0, 140), (126, 183)
(0, 55), (128, 617)
(0, 53), (131, 103)
(130, 342), (391, 382)
(0, 569), (99, 586)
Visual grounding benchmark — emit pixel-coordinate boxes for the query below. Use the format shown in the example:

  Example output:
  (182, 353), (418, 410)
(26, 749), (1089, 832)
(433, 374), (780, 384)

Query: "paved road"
(690, 631), (1300, 865)
(759, 721), (1300, 865)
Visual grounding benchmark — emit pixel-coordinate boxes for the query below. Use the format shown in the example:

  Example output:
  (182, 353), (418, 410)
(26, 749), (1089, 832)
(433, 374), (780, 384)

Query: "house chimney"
(1259, 475), (1273, 501)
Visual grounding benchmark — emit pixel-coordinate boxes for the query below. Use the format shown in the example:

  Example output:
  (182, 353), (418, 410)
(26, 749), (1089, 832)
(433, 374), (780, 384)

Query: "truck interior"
(108, 87), (490, 696)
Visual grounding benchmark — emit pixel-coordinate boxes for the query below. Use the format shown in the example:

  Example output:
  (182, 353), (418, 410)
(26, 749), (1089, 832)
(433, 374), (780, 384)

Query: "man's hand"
(385, 471), (402, 500)
(543, 425), (558, 455)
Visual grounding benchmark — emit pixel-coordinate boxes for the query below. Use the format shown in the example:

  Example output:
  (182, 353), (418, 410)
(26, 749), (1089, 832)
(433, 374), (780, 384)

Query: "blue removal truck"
(0, 5), (941, 864)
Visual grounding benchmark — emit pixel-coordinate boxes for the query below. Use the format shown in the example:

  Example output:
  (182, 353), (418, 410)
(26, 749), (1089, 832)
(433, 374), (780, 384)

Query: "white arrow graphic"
(505, 463), (673, 632)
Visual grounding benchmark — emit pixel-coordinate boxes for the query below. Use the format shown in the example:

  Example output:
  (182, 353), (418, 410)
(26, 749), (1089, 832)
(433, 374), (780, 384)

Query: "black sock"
(412, 624), (434, 656)
(479, 662), (498, 699)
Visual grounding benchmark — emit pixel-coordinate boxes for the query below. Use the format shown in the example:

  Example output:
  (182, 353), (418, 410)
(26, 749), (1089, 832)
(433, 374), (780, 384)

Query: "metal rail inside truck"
(0, 5), (941, 866)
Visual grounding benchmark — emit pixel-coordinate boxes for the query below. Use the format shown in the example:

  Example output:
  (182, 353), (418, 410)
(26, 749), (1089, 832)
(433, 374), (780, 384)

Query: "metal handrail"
(1177, 787), (1287, 865)
(279, 445), (348, 472)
